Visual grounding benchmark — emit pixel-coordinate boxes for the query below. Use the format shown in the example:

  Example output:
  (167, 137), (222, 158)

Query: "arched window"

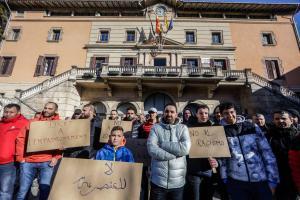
(144, 93), (174, 113)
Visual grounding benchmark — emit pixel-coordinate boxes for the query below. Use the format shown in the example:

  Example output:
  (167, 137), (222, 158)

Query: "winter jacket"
(138, 120), (156, 139)
(147, 118), (191, 189)
(16, 114), (62, 163)
(95, 144), (134, 163)
(186, 120), (214, 176)
(219, 120), (279, 188)
(289, 135), (300, 193)
(0, 114), (29, 164)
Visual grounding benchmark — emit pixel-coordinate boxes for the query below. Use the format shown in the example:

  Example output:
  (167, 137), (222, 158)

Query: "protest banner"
(126, 138), (151, 166)
(100, 120), (132, 143)
(27, 119), (90, 152)
(48, 158), (143, 200)
(188, 126), (230, 158)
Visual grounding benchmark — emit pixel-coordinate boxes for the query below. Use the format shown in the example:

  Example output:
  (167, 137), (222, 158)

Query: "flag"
(156, 16), (161, 34)
(168, 18), (174, 31)
(164, 15), (169, 30)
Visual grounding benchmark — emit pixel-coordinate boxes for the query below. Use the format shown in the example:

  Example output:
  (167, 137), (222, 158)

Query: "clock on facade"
(155, 6), (166, 16)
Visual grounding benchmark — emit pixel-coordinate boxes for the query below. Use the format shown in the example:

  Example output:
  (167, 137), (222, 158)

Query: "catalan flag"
(156, 16), (161, 34)
(164, 15), (169, 30)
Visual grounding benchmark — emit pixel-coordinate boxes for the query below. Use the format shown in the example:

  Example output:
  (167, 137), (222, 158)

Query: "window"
(185, 31), (196, 43)
(262, 32), (276, 45)
(120, 57), (137, 66)
(48, 28), (62, 42)
(0, 57), (16, 76)
(265, 60), (282, 79)
(90, 57), (109, 68)
(211, 58), (229, 70)
(7, 28), (21, 41)
(211, 31), (223, 44)
(34, 56), (59, 76)
(182, 58), (199, 67)
(98, 30), (110, 42)
(126, 30), (136, 42)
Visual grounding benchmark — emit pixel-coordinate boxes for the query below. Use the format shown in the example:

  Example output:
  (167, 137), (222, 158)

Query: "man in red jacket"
(0, 103), (28, 200)
(16, 102), (61, 200)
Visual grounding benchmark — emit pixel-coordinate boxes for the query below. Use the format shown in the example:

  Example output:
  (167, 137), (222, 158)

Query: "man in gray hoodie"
(147, 103), (191, 200)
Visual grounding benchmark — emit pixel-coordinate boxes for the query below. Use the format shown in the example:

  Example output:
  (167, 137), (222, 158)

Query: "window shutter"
(89, 57), (96, 68)
(133, 57), (137, 65)
(5, 57), (16, 76)
(198, 58), (202, 67)
(50, 56), (59, 76)
(34, 56), (45, 77)
(265, 60), (274, 79)
(210, 58), (214, 67)
(225, 58), (230, 70)
(104, 57), (109, 64)
(120, 57), (125, 66)
(47, 29), (52, 41)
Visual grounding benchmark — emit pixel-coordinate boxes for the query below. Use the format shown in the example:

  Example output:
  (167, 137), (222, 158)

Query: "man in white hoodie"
(147, 103), (191, 200)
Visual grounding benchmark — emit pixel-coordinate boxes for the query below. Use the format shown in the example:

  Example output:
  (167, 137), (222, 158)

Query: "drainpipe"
(0, 0), (12, 51)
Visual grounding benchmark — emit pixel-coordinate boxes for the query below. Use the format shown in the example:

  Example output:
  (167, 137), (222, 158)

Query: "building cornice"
(8, 0), (298, 14)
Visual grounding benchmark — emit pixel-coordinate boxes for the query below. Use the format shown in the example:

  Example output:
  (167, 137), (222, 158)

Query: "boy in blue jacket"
(95, 126), (134, 162)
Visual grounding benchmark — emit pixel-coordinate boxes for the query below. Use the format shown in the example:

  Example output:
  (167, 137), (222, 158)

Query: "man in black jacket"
(267, 110), (299, 200)
(186, 104), (219, 200)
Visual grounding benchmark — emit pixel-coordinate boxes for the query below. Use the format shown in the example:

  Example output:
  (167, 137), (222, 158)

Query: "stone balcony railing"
(0, 65), (296, 106)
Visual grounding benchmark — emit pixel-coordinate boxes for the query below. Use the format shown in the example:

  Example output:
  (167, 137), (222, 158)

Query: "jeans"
(0, 162), (16, 200)
(17, 161), (54, 200)
(226, 178), (272, 200)
(150, 182), (184, 200)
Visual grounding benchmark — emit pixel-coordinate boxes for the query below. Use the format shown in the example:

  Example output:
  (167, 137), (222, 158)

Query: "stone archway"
(93, 101), (107, 121)
(117, 102), (138, 118)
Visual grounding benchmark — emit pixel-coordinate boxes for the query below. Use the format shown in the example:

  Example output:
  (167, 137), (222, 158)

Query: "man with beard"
(109, 110), (119, 121)
(147, 103), (191, 200)
(219, 102), (279, 200)
(16, 102), (61, 200)
(267, 110), (299, 200)
(123, 107), (140, 138)
(66, 104), (101, 159)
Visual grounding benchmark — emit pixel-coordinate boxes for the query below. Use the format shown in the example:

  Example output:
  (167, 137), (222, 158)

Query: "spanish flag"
(156, 16), (161, 34)
(164, 15), (169, 30)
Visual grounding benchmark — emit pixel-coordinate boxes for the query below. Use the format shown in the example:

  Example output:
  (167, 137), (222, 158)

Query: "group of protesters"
(0, 101), (299, 200)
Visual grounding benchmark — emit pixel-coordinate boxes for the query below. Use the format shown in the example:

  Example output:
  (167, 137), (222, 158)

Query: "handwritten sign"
(48, 158), (143, 200)
(188, 126), (230, 158)
(126, 138), (151, 166)
(100, 120), (132, 143)
(27, 119), (90, 153)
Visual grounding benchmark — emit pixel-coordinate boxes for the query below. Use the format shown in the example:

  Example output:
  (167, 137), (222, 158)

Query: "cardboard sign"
(27, 119), (90, 153)
(188, 126), (230, 158)
(100, 120), (132, 143)
(48, 158), (143, 200)
(126, 138), (151, 166)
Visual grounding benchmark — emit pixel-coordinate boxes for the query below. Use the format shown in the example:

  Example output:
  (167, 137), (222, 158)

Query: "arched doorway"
(144, 93), (174, 114)
(93, 102), (107, 121)
(117, 102), (137, 118)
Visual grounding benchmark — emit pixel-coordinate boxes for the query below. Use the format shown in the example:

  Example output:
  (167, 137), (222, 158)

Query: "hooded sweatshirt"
(0, 114), (29, 164)
(16, 114), (62, 163)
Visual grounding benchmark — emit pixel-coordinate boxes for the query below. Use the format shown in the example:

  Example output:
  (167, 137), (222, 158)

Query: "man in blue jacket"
(95, 126), (134, 162)
(219, 102), (279, 200)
